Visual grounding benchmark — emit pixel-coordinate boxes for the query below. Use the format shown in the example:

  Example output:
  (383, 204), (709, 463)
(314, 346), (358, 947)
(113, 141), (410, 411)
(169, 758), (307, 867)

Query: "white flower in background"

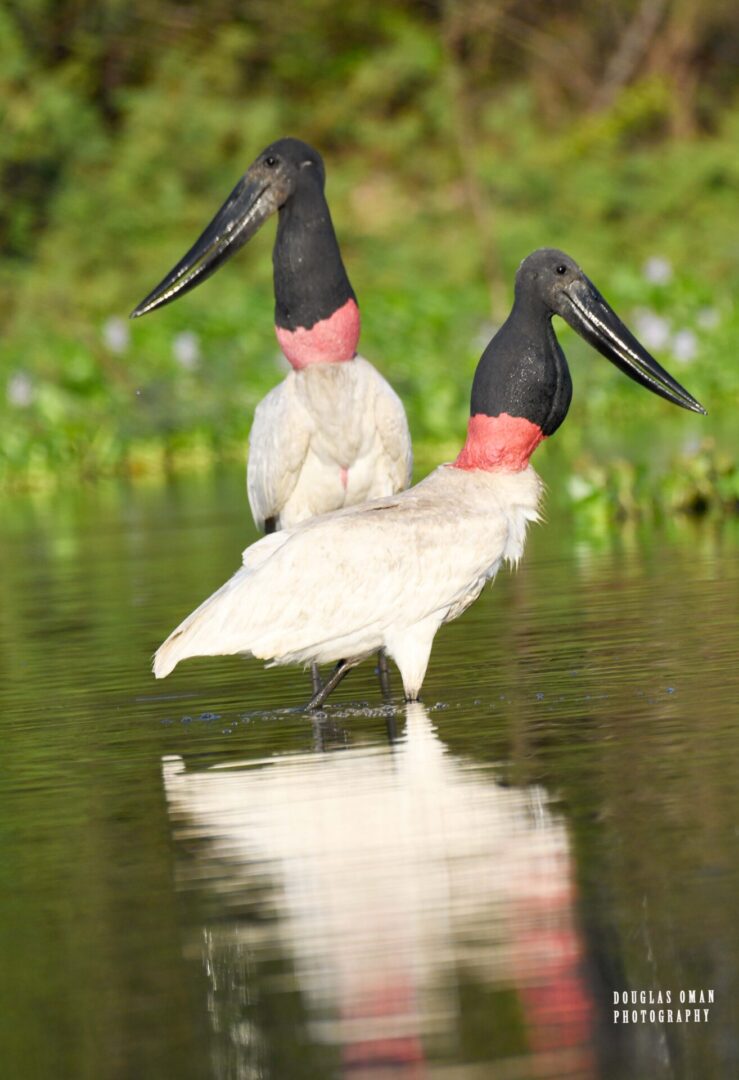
(632, 307), (671, 351)
(567, 475), (593, 501)
(697, 307), (719, 330)
(102, 316), (130, 355)
(671, 329), (698, 364)
(643, 256), (673, 286)
(6, 372), (34, 408)
(172, 331), (201, 370)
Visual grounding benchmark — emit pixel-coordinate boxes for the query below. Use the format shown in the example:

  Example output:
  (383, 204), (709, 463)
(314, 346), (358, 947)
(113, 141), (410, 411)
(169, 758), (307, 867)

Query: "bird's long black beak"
(131, 169), (285, 318)
(560, 276), (706, 414)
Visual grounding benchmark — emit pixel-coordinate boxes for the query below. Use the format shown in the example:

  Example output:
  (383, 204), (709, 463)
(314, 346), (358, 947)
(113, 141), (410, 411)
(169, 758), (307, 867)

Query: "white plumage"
(154, 464), (542, 698)
(247, 355), (412, 531)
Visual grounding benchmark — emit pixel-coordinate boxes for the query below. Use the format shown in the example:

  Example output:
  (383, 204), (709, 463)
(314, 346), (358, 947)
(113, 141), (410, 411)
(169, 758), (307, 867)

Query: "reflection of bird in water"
(152, 250), (704, 707)
(163, 703), (597, 1077)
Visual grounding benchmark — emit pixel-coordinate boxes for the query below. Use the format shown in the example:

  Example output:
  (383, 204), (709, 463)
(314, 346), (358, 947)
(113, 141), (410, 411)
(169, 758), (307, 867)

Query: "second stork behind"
(132, 138), (413, 689)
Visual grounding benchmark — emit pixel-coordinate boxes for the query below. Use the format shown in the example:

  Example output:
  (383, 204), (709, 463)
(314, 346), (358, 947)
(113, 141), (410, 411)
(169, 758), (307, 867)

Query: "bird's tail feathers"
(153, 628), (191, 679)
(152, 570), (251, 678)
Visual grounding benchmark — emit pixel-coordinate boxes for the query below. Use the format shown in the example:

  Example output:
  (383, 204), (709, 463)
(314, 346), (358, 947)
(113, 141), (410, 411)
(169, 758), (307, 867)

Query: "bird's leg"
(305, 658), (359, 711)
(310, 662), (323, 696)
(376, 649), (392, 701)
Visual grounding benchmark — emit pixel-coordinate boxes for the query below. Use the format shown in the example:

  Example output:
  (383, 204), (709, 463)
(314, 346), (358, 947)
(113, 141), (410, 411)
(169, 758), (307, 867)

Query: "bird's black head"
(513, 248), (582, 312)
(251, 137), (327, 205)
(131, 137), (329, 318)
(469, 246), (705, 452)
(511, 247), (706, 416)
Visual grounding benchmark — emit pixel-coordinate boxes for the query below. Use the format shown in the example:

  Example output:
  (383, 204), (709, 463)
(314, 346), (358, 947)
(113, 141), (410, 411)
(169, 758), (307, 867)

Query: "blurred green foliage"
(0, 0), (737, 514)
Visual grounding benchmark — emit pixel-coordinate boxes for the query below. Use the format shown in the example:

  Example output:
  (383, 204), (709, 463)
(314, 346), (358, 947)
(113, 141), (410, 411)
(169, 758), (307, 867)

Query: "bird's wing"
(154, 471), (510, 677)
(369, 363), (414, 492)
(246, 379), (314, 531)
(242, 529), (292, 570)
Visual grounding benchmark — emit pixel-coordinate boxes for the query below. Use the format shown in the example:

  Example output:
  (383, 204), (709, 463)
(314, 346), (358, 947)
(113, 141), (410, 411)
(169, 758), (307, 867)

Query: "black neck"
(273, 179), (356, 331)
(470, 293), (573, 436)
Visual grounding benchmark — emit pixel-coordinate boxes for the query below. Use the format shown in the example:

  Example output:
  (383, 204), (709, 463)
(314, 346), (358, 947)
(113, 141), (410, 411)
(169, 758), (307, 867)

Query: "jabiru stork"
(152, 249), (705, 707)
(132, 137), (412, 692)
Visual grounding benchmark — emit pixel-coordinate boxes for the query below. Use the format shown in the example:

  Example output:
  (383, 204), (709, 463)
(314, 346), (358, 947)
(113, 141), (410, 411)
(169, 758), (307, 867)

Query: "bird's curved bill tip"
(563, 278), (707, 415)
(130, 173), (278, 318)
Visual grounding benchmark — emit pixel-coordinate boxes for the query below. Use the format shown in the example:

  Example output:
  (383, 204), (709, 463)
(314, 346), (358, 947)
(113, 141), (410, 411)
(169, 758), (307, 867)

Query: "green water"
(1, 468), (737, 1080)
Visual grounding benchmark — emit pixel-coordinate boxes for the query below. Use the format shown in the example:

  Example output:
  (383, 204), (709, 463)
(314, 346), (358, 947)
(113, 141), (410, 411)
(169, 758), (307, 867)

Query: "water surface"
(1, 468), (737, 1079)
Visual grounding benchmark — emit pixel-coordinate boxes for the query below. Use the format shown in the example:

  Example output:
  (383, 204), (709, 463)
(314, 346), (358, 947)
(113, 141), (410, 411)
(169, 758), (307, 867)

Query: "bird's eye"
(265, 156), (278, 167)
(555, 264), (568, 275)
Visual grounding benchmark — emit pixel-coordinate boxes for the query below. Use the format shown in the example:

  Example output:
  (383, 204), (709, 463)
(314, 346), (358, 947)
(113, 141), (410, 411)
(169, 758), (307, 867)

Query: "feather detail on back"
(246, 356), (412, 531)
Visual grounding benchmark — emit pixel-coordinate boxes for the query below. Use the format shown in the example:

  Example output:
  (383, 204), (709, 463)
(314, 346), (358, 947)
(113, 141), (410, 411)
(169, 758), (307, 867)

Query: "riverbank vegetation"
(1, 1), (737, 514)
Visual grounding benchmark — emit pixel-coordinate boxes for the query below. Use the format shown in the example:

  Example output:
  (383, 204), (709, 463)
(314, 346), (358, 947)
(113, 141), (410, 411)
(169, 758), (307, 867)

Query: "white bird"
(132, 137), (412, 689)
(152, 249), (705, 706)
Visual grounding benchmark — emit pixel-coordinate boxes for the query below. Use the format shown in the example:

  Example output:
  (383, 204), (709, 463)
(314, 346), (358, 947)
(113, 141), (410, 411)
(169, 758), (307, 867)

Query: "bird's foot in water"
(305, 657), (359, 711)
